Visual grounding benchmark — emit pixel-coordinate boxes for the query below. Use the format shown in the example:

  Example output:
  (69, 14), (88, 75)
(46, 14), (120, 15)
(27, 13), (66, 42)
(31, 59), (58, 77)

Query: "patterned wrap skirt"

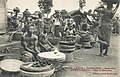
(97, 20), (112, 45)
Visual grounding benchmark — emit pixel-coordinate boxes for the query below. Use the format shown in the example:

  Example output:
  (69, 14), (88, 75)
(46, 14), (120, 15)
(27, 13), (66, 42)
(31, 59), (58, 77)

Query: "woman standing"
(95, 1), (119, 56)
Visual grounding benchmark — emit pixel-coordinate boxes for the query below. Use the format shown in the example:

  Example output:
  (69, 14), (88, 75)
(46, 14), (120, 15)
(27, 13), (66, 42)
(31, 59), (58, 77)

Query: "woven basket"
(59, 41), (75, 45)
(59, 44), (75, 49)
(59, 48), (75, 53)
(20, 62), (55, 77)
(20, 68), (55, 77)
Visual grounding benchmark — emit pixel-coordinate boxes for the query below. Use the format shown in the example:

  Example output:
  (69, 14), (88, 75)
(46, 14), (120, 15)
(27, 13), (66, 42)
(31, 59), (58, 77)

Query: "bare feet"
(103, 53), (108, 56)
(96, 54), (104, 57)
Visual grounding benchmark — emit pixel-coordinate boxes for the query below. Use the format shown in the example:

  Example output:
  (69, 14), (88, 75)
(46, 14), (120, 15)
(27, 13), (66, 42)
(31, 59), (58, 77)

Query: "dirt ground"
(0, 34), (119, 77)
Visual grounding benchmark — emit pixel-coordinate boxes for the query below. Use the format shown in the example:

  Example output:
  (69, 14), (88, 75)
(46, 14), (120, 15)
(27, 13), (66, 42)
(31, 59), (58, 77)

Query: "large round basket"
(38, 52), (66, 62)
(0, 59), (24, 72)
(101, 0), (120, 4)
(20, 68), (55, 77)
(48, 37), (60, 45)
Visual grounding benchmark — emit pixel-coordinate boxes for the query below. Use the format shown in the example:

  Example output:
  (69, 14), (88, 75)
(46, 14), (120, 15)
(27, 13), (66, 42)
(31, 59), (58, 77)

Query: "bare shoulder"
(32, 34), (38, 40)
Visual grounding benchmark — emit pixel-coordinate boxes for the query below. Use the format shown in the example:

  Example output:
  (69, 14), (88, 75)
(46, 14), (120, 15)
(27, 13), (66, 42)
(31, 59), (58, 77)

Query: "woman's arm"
(47, 38), (54, 48)
(34, 36), (40, 54)
(38, 42), (48, 51)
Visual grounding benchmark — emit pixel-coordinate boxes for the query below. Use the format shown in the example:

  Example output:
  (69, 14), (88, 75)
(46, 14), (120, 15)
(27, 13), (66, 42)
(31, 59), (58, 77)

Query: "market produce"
(20, 60), (53, 72)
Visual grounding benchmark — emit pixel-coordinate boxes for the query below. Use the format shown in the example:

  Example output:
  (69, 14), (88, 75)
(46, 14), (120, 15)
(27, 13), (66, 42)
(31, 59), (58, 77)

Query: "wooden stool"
(0, 59), (24, 77)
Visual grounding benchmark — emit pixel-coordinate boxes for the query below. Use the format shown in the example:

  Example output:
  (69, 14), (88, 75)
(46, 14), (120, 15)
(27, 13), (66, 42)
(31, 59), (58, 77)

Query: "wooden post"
(0, 0), (7, 34)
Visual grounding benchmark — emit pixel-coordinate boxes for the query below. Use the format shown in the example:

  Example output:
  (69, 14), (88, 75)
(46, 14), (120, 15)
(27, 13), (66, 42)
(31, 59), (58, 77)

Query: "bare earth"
(0, 35), (119, 77)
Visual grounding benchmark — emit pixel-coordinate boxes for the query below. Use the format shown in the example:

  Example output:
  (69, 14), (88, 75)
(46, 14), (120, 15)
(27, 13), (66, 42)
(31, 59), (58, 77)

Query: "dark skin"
(21, 26), (40, 56)
(38, 34), (54, 51)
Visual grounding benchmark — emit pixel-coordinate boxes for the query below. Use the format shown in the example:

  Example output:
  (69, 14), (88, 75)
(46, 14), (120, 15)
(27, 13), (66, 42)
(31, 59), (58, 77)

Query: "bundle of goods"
(101, 0), (120, 4)
(23, 9), (31, 18)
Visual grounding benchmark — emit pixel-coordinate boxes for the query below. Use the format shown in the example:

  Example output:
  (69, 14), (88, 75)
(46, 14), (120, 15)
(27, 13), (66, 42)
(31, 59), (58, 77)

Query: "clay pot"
(20, 68), (55, 77)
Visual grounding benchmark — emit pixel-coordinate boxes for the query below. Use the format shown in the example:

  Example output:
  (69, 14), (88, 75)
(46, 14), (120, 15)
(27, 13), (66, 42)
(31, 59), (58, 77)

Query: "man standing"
(53, 10), (62, 37)
(21, 26), (40, 62)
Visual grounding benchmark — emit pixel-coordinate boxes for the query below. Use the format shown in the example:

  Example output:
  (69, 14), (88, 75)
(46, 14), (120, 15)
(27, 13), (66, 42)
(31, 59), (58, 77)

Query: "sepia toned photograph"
(0, 0), (120, 77)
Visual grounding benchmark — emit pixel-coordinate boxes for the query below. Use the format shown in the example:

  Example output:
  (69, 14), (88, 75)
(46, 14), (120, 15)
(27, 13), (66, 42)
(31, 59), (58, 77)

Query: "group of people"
(21, 25), (55, 62)
(19, 9), (95, 62)
(7, 0), (120, 63)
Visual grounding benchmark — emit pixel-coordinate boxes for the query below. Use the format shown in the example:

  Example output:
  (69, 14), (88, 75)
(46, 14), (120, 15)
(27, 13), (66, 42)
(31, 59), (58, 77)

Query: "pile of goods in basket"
(20, 60), (53, 72)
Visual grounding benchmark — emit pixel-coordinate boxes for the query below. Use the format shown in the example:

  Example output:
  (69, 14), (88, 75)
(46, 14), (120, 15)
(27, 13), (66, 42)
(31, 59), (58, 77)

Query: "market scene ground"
(0, 0), (120, 77)
(0, 33), (119, 77)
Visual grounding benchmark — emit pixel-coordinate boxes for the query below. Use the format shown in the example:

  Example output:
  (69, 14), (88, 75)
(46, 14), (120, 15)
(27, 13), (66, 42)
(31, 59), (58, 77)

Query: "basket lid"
(0, 59), (24, 72)
(38, 52), (66, 61)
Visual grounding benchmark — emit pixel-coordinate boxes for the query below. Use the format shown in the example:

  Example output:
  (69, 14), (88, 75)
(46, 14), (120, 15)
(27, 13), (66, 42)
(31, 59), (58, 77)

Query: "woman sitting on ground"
(38, 33), (55, 52)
